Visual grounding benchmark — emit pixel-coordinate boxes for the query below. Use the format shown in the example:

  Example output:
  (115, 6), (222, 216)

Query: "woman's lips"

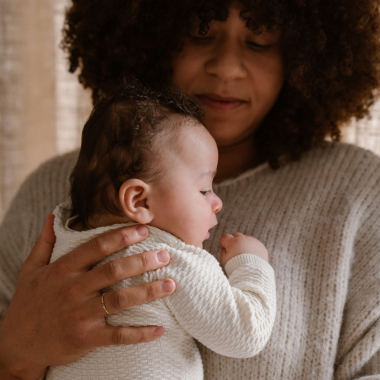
(196, 94), (246, 111)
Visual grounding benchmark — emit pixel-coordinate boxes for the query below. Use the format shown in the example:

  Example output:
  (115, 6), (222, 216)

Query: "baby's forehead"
(163, 118), (215, 153)
(156, 119), (218, 174)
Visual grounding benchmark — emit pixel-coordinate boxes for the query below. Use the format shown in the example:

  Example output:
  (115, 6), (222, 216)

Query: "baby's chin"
(185, 239), (204, 249)
(188, 241), (203, 249)
(171, 230), (210, 249)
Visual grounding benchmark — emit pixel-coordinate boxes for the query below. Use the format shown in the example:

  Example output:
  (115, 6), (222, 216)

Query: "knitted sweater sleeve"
(334, 163), (380, 380)
(153, 247), (276, 358)
(0, 153), (75, 324)
(0, 179), (32, 323)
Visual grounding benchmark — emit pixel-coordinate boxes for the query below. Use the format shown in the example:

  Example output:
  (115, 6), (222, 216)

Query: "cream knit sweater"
(1, 142), (380, 380)
(46, 205), (276, 380)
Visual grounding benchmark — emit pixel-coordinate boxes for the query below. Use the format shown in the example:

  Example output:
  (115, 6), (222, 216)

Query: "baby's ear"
(119, 179), (154, 224)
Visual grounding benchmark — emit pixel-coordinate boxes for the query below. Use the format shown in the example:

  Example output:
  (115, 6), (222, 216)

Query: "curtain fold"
(0, 0), (92, 218)
(0, 0), (380, 219)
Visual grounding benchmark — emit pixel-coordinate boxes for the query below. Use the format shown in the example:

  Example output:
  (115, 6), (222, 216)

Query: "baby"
(47, 82), (276, 380)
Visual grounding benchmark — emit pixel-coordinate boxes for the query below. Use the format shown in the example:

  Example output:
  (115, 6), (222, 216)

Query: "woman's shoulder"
(297, 142), (380, 182)
(215, 142), (380, 191)
(309, 141), (380, 165)
(281, 142), (380, 214)
(0, 150), (80, 259)
(20, 150), (79, 199)
(11, 150), (79, 227)
(25, 150), (79, 184)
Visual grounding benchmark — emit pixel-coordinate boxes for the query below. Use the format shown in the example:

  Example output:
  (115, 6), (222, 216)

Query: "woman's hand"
(0, 214), (175, 380)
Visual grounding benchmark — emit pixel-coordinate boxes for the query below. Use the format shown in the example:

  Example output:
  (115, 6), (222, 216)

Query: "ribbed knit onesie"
(45, 204), (276, 380)
(1, 142), (380, 379)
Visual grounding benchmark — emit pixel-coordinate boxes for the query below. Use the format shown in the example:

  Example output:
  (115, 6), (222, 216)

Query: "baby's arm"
(155, 239), (276, 359)
(220, 232), (269, 267)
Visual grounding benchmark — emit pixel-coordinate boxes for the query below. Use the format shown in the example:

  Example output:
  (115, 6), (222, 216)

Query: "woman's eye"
(190, 35), (214, 45)
(246, 41), (271, 50)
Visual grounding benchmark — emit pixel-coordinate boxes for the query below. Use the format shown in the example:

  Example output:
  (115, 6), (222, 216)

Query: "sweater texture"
(1, 142), (380, 379)
(46, 205), (276, 380)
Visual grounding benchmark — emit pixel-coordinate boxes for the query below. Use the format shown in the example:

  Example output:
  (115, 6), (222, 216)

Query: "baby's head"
(70, 81), (222, 248)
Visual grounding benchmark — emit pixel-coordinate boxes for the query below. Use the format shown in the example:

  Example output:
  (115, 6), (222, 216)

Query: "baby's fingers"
(219, 234), (234, 249)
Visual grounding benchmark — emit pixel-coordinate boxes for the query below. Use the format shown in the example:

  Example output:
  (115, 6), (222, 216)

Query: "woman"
(1, 0), (380, 379)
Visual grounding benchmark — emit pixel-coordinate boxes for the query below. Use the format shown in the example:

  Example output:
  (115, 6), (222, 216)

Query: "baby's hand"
(219, 233), (269, 267)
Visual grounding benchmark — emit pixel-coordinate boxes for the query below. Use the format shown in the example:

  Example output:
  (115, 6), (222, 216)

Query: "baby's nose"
(213, 194), (223, 213)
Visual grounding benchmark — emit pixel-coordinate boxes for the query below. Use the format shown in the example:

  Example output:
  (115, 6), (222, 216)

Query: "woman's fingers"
(84, 250), (171, 292)
(94, 279), (176, 317)
(92, 325), (165, 348)
(21, 214), (56, 275)
(0, 220), (174, 377)
(56, 225), (149, 272)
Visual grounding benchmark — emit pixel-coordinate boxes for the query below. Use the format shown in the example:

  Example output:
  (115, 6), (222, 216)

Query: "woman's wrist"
(0, 356), (44, 380)
(0, 358), (31, 380)
(0, 318), (46, 380)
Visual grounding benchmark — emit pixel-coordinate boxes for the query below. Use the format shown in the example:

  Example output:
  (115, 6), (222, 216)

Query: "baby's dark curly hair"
(70, 80), (204, 227)
(62, 0), (380, 168)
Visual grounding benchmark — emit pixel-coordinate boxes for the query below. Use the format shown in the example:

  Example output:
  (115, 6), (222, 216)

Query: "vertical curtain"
(343, 105), (380, 153)
(0, 0), (92, 218)
(1, 0), (380, 219)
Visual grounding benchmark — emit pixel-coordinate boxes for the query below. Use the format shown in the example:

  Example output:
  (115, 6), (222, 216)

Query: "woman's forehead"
(189, 1), (284, 34)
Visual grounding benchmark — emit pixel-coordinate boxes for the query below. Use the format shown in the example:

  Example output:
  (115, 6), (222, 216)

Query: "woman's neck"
(214, 134), (261, 183)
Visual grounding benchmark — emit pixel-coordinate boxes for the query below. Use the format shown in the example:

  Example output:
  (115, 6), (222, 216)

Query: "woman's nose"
(205, 41), (246, 81)
(213, 194), (223, 213)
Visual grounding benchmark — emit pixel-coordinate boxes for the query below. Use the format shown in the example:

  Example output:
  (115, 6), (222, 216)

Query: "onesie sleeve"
(152, 247), (276, 358)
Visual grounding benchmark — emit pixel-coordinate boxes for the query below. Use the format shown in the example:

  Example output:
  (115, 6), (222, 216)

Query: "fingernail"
(157, 250), (170, 263)
(153, 327), (164, 336)
(162, 280), (175, 292)
(136, 225), (148, 236)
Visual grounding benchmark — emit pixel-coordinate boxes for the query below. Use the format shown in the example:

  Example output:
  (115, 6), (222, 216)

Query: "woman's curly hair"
(62, 0), (380, 168)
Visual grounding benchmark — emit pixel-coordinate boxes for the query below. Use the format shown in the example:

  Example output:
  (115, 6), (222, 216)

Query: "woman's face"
(171, 7), (284, 147)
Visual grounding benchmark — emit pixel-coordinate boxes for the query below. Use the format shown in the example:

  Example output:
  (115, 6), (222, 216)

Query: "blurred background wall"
(0, 0), (92, 219)
(1, 0), (380, 220)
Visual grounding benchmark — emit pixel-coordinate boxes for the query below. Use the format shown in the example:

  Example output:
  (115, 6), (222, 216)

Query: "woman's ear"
(119, 179), (154, 224)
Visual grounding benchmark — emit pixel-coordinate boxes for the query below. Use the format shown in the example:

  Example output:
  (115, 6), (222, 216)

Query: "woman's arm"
(0, 155), (175, 380)
(156, 247), (276, 358)
(333, 174), (380, 380)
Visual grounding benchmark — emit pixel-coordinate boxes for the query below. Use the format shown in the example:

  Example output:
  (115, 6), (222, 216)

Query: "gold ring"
(101, 293), (111, 315)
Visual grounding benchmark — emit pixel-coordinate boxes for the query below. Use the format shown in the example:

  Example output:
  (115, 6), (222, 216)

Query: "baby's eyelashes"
(200, 190), (212, 195)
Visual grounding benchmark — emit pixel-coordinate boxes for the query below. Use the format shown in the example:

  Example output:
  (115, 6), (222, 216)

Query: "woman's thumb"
(21, 214), (56, 274)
